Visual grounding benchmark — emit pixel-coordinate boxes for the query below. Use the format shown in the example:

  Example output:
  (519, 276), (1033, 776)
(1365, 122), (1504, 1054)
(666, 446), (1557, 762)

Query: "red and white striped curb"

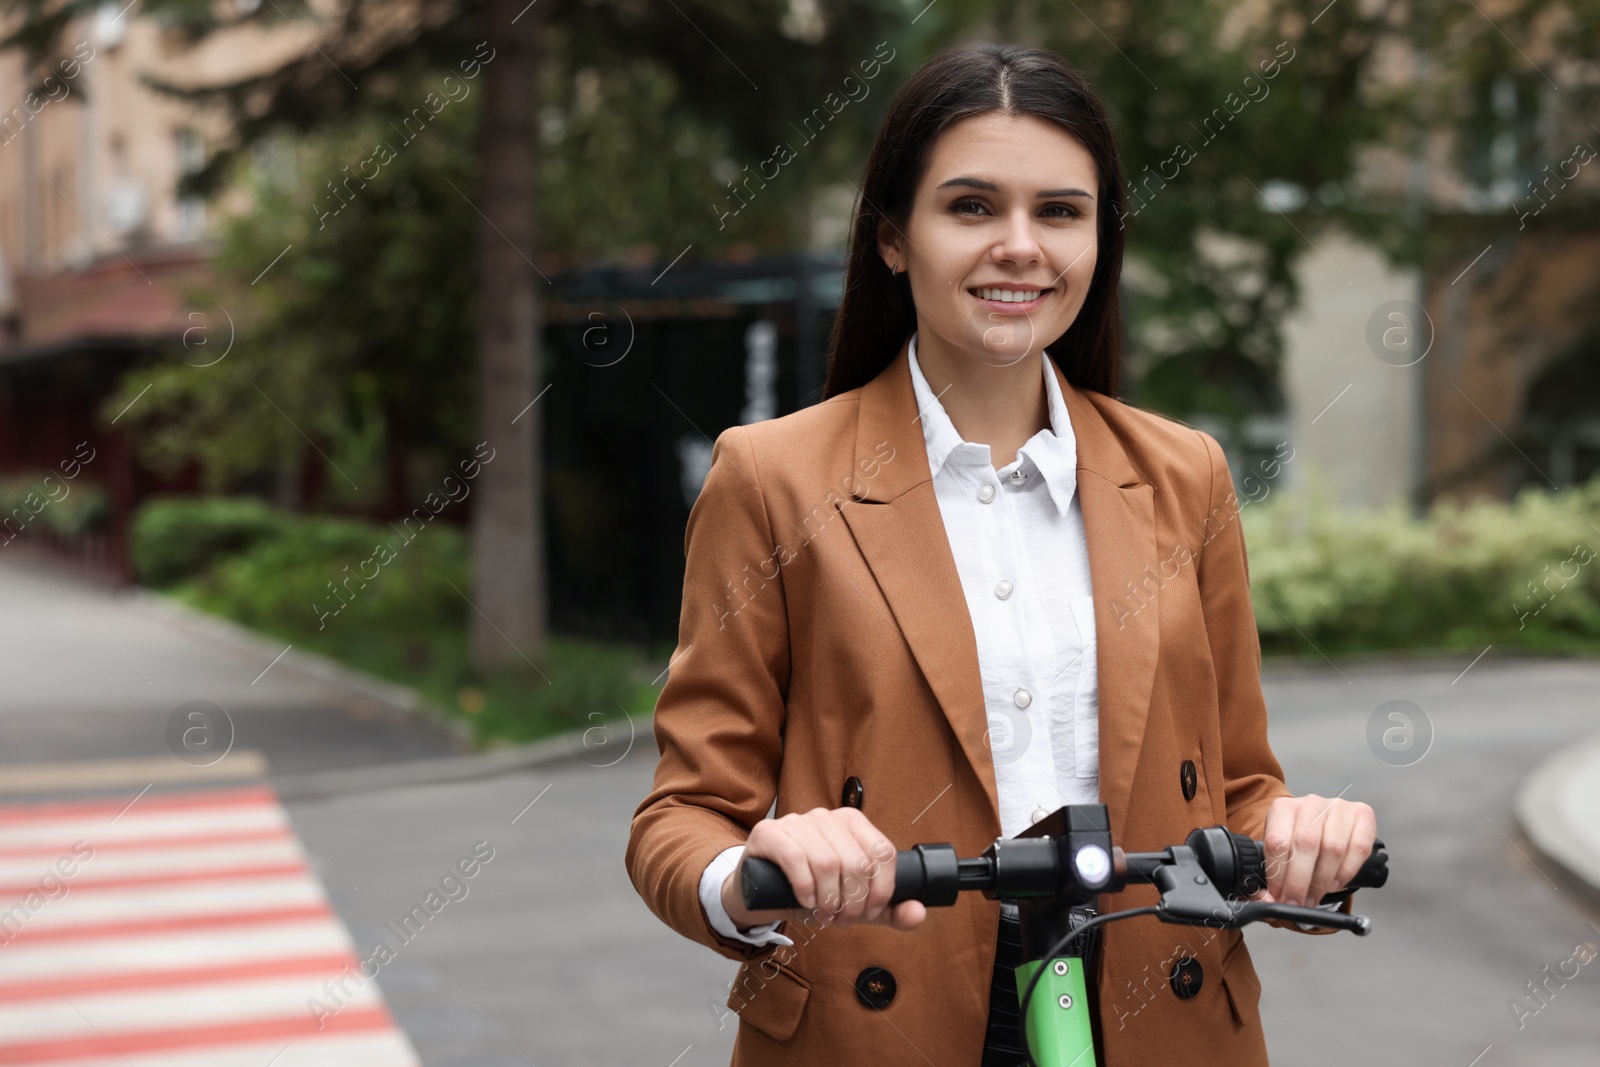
(0, 785), (420, 1066)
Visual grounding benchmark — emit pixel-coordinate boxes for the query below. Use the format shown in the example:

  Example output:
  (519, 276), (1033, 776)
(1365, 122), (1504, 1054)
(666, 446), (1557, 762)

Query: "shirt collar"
(907, 331), (1078, 518)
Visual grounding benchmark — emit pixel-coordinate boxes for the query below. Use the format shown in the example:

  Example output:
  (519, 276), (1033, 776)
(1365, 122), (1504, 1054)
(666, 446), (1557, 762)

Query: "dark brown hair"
(822, 42), (1129, 400)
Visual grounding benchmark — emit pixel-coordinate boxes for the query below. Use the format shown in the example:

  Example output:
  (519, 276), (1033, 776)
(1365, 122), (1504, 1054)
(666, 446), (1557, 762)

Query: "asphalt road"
(4, 552), (1596, 1065)
(279, 655), (1600, 1067)
(1243, 655), (1600, 1067)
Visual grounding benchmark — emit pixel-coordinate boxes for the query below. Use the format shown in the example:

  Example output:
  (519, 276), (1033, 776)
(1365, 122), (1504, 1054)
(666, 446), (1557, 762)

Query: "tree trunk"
(382, 400), (409, 518)
(469, 0), (546, 670)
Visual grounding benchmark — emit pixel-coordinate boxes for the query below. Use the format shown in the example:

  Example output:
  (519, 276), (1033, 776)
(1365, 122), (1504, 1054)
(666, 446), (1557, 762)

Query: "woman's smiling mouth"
(969, 286), (1053, 312)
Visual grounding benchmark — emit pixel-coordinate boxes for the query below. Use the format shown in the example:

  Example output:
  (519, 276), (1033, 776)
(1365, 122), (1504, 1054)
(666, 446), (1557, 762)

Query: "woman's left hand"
(1255, 794), (1377, 908)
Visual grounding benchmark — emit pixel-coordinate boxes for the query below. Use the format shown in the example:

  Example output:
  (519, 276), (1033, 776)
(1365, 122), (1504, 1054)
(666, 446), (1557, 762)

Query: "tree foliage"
(913, 0), (1600, 429)
(6, 0), (1597, 475)
(99, 63), (480, 508)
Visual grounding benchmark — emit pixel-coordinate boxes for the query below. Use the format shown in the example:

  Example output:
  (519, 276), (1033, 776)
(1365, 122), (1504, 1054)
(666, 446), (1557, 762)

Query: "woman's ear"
(875, 218), (903, 274)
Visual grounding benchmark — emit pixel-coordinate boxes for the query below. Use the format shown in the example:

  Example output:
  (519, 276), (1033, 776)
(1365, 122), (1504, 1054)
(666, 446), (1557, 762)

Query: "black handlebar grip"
(891, 844), (961, 906)
(739, 855), (800, 911)
(740, 845), (962, 914)
(1311, 838), (1389, 905)
(1344, 838), (1389, 891)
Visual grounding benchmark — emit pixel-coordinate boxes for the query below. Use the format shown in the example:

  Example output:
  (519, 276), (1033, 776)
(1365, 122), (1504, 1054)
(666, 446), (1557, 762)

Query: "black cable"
(1016, 906), (1161, 1067)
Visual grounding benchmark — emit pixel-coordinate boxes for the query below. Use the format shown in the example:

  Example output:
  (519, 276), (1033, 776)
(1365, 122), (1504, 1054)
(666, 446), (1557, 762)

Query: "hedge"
(131, 495), (653, 745)
(1243, 476), (1600, 656)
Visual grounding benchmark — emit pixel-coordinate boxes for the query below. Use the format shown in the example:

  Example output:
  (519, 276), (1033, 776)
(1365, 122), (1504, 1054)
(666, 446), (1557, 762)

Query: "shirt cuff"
(699, 845), (796, 948)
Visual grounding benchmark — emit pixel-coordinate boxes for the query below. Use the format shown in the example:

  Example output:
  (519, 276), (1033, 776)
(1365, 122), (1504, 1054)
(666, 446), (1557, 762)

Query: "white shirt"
(698, 333), (1100, 947)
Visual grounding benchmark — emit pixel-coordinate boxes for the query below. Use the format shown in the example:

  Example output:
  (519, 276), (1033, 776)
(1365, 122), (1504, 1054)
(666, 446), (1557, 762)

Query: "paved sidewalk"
(1517, 728), (1600, 906)
(0, 549), (464, 797)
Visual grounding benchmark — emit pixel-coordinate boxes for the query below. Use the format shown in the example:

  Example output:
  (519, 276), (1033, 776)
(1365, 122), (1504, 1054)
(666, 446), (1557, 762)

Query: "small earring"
(891, 261), (901, 274)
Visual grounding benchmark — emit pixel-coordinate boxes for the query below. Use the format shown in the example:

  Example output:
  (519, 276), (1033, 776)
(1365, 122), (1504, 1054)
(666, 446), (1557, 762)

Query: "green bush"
(465, 637), (656, 746)
(0, 473), (109, 538)
(178, 513), (470, 638)
(1243, 475), (1600, 656)
(131, 496), (292, 587)
(136, 496), (654, 746)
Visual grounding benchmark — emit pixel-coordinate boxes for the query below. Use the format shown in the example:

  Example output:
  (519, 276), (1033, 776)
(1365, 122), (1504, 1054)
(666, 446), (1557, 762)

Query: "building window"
(175, 127), (206, 240)
(1458, 72), (1547, 210)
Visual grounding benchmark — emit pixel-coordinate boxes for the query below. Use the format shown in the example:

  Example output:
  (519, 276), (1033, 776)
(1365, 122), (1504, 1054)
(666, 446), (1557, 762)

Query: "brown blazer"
(626, 336), (1336, 1066)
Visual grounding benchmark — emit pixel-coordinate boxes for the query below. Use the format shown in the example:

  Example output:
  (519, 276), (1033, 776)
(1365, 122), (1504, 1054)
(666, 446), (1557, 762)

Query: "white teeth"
(976, 288), (1042, 302)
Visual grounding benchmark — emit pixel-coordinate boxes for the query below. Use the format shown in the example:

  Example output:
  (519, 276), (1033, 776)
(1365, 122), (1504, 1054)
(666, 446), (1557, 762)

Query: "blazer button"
(1170, 956), (1203, 999)
(855, 966), (896, 1009)
(841, 776), (865, 810)
(1180, 759), (1198, 801)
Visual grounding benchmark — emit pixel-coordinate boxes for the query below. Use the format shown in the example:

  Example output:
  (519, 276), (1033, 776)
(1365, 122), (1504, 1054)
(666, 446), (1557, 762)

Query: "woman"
(626, 41), (1377, 1067)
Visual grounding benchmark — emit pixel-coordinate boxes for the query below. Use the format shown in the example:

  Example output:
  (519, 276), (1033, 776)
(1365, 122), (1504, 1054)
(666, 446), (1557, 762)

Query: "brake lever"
(1151, 886), (1374, 936)
(1234, 900), (1373, 935)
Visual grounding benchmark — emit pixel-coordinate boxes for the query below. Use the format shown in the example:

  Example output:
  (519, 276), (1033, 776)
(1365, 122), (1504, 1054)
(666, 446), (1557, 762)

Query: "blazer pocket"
(726, 958), (812, 1041)
(1218, 929), (1260, 1028)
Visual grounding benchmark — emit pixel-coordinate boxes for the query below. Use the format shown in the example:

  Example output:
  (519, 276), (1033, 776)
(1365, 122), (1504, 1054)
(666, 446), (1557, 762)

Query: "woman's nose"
(991, 210), (1044, 265)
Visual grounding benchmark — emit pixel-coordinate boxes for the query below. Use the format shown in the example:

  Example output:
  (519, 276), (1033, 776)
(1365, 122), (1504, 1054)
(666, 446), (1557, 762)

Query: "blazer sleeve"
(624, 423), (792, 964)
(1193, 430), (1355, 928)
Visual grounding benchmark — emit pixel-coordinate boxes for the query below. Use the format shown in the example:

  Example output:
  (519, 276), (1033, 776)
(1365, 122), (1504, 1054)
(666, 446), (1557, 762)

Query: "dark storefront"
(542, 252), (844, 646)
(0, 248), (844, 648)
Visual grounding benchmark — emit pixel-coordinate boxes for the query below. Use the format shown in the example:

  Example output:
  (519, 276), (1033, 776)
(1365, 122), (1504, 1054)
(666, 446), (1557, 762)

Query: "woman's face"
(879, 111), (1099, 365)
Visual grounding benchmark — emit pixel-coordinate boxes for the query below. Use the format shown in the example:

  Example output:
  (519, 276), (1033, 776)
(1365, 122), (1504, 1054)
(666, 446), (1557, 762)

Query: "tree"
(907, 0), (1600, 441)
(0, 0), (907, 667)
(469, 0), (542, 664)
(96, 58), (482, 514)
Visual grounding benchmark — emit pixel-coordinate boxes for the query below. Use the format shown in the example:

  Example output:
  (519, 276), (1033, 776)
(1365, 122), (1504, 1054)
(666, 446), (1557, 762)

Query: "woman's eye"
(951, 199), (1082, 219)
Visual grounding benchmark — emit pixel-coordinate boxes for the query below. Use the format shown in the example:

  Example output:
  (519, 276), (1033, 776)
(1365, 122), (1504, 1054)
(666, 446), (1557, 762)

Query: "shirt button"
(1014, 688), (1032, 708)
(977, 483), (996, 503)
(1031, 807), (1050, 824)
(995, 580), (1013, 600)
(1010, 469), (1024, 483)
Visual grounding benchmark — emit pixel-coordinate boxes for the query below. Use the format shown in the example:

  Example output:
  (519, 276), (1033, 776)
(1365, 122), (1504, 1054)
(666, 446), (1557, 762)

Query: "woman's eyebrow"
(934, 176), (1095, 199)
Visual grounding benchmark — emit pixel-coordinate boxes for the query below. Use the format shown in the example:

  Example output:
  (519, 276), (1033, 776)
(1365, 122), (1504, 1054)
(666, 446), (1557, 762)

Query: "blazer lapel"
(1056, 366), (1160, 849)
(837, 338), (998, 830)
(837, 337), (1159, 848)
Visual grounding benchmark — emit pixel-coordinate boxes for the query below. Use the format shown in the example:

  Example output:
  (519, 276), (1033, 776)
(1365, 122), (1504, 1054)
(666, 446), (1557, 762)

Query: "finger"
(887, 899), (927, 931)
(1306, 803), (1355, 904)
(1330, 804), (1377, 890)
(809, 812), (873, 924)
(837, 809), (897, 922)
(1279, 808), (1324, 908)
(1261, 800), (1298, 904)
(746, 819), (820, 913)
(794, 813), (852, 923)
(778, 814), (839, 916)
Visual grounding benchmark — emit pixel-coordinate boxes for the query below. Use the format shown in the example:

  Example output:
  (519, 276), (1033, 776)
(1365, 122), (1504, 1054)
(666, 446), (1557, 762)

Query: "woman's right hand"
(720, 806), (928, 932)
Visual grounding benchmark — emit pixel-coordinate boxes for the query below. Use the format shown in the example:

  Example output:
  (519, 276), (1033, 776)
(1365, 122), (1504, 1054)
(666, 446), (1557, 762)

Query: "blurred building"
(2, 6), (1596, 606)
(0, 5), (846, 631)
(1275, 46), (1600, 513)
(0, 3), (309, 577)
